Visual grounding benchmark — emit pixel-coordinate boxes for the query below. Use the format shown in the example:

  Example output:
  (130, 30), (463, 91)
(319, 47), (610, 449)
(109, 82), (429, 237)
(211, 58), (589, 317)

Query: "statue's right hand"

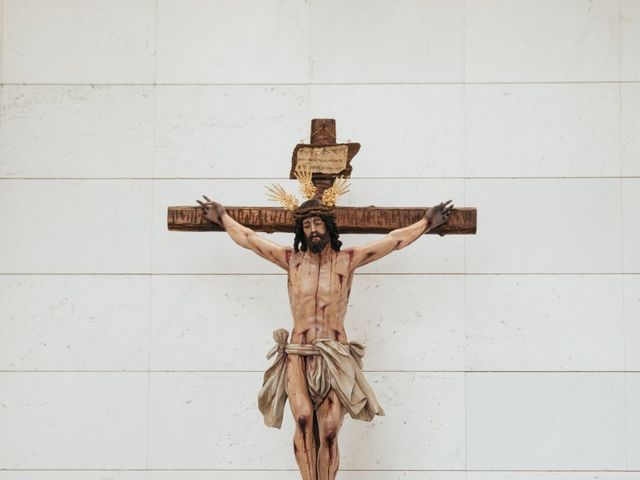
(196, 195), (225, 226)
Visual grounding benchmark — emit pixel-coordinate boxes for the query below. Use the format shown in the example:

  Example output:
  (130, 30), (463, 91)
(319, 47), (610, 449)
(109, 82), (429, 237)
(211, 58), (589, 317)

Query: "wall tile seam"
(1, 370), (638, 374)
(144, 0), (160, 470)
(0, 468), (638, 472)
(1, 177), (639, 180)
(1, 81), (640, 86)
(617, 0), (629, 468)
(462, 0), (468, 469)
(0, 0), (3, 86)
(1, 273), (638, 276)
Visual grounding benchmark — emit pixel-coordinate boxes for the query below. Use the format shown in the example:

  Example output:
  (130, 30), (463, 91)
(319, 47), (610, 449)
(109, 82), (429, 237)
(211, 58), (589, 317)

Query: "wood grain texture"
(167, 206), (476, 235)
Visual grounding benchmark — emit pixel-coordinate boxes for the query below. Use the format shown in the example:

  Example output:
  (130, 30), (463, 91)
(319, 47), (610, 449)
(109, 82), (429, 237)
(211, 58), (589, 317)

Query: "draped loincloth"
(258, 328), (385, 429)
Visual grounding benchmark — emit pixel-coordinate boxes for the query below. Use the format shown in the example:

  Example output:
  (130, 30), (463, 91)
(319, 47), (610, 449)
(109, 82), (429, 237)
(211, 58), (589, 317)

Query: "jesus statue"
(198, 190), (453, 480)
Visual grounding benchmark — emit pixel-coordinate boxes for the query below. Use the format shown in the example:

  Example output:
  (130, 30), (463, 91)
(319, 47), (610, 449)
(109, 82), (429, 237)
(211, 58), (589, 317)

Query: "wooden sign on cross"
(167, 119), (477, 235)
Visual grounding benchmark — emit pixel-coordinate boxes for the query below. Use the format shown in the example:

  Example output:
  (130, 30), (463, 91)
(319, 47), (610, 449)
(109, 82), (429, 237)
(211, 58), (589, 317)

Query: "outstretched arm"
(346, 200), (454, 270)
(197, 196), (292, 271)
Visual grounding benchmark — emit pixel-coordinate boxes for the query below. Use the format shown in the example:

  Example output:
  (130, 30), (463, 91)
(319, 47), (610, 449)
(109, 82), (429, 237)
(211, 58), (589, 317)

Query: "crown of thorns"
(265, 163), (350, 216)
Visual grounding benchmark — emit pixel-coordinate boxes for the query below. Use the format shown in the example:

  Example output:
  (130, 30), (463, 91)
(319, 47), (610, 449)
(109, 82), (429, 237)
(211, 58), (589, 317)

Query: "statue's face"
(302, 215), (329, 253)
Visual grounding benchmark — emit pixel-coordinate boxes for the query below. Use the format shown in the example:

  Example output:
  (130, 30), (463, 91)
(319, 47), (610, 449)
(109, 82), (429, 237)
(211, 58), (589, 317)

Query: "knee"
(296, 413), (312, 433)
(321, 427), (338, 448)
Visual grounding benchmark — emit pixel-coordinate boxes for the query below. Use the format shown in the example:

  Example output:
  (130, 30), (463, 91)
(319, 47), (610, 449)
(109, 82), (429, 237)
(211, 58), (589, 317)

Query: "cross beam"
(168, 206), (476, 235)
(167, 119), (477, 236)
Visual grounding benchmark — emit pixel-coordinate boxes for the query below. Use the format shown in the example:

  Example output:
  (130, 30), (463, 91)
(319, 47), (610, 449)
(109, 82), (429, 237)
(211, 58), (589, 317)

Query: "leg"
(287, 355), (317, 480)
(316, 390), (345, 480)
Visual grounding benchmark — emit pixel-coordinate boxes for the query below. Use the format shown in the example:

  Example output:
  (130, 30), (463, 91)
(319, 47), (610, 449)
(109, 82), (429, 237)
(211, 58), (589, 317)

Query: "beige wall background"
(0, 0), (639, 478)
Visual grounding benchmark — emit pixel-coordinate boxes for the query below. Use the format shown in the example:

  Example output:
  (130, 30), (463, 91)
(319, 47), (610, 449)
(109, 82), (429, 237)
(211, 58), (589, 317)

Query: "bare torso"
(287, 248), (355, 344)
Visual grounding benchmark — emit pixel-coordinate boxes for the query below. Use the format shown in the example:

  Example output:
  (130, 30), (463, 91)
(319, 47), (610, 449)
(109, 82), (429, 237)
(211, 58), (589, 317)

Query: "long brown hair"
(293, 200), (342, 252)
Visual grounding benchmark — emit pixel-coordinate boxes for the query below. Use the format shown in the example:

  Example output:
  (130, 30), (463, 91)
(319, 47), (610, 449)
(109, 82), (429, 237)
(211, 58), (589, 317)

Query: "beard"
(307, 232), (329, 253)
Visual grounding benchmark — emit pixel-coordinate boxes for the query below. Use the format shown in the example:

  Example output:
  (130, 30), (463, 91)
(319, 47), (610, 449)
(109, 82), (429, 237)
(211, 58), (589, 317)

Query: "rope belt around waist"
(265, 328), (364, 365)
(284, 343), (321, 356)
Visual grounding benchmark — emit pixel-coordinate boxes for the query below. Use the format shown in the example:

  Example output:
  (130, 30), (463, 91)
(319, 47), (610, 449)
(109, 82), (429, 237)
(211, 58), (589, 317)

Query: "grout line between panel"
(1, 370), (637, 374)
(145, 1), (159, 474)
(1, 176), (640, 180)
(0, 0), (4, 85)
(0, 0), (3, 118)
(144, 0), (159, 479)
(145, 274), (152, 475)
(0, 468), (638, 472)
(1, 272), (639, 276)
(462, 0), (468, 472)
(2, 80), (640, 86)
(618, 0), (629, 469)
(307, 0), (311, 85)
(307, 0), (311, 144)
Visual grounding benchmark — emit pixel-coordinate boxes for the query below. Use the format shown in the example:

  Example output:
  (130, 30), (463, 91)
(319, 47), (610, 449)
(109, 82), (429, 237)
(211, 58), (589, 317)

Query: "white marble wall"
(0, 0), (638, 478)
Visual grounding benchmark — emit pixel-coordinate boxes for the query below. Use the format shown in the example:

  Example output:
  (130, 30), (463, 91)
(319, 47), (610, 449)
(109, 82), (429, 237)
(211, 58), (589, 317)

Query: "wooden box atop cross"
(167, 119), (477, 235)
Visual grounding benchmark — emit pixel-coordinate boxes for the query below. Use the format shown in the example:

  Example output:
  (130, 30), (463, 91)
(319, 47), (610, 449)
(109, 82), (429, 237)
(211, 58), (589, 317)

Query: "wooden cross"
(167, 119), (477, 235)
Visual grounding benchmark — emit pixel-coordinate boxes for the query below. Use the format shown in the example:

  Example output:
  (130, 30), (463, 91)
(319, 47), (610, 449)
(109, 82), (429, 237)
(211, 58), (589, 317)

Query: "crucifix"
(168, 119), (476, 480)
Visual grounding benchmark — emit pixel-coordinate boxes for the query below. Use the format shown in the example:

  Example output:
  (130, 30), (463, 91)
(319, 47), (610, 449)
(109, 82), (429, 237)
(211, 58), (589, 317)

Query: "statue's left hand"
(425, 200), (454, 235)
(196, 195), (226, 227)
